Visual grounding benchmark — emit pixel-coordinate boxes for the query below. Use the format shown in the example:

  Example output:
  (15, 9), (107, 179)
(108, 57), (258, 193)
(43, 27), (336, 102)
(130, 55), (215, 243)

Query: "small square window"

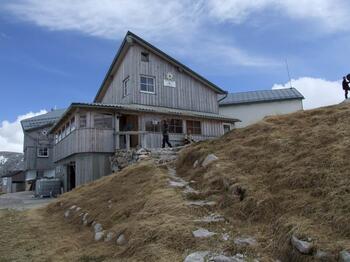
(141, 52), (149, 62)
(37, 147), (49, 158)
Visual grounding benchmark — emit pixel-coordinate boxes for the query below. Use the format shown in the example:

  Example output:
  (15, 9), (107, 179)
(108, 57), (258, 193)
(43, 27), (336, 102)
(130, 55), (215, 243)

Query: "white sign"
(164, 79), (176, 88)
(3, 177), (7, 186)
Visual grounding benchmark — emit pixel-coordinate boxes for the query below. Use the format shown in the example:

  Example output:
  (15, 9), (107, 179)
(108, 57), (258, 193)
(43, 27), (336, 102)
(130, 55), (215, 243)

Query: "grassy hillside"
(177, 102), (350, 260)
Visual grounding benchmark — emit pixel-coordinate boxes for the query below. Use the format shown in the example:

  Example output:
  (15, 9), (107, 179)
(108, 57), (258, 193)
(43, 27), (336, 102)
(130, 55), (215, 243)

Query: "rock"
(193, 160), (199, 168)
(94, 231), (104, 241)
(315, 250), (333, 260)
(222, 233), (230, 241)
(169, 180), (187, 188)
(192, 228), (216, 238)
(64, 210), (70, 218)
(69, 205), (77, 210)
(116, 234), (127, 245)
(202, 154), (218, 167)
(210, 255), (236, 262)
(138, 154), (150, 160)
(234, 236), (257, 246)
(104, 232), (115, 242)
(291, 235), (313, 254)
(184, 251), (209, 262)
(136, 148), (148, 155)
(187, 200), (216, 207)
(339, 250), (350, 262)
(75, 207), (81, 212)
(194, 214), (225, 223)
(82, 213), (90, 225)
(93, 223), (103, 233)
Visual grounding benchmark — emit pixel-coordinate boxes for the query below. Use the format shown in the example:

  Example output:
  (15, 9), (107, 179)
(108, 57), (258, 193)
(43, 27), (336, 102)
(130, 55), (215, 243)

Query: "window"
(58, 130), (62, 141)
(65, 122), (70, 136)
(61, 127), (66, 139)
(141, 52), (149, 62)
(186, 120), (201, 135)
(37, 147), (49, 158)
(145, 120), (160, 132)
(71, 117), (76, 131)
(79, 114), (87, 128)
(169, 119), (183, 133)
(140, 75), (155, 93)
(94, 113), (113, 129)
(123, 77), (129, 97)
(55, 134), (58, 144)
(223, 124), (231, 134)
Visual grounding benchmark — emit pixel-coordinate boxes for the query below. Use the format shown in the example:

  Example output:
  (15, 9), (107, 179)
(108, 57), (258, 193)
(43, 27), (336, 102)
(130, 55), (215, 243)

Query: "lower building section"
(55, 153), (112, 192)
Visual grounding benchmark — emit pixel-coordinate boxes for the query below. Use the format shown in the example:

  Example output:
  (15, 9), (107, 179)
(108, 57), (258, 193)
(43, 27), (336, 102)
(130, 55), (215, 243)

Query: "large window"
(169, 119), (183, 133)
(79, 114), (87, 128)
(37, 147), (49, 158)
(140, 75), (155, 93)
(71, 117), (76, 131)
(145, 120), (160, 132)
(94, 113), (113, 129)
(186, 120), (201, 135)
(123, 77), (129, 97)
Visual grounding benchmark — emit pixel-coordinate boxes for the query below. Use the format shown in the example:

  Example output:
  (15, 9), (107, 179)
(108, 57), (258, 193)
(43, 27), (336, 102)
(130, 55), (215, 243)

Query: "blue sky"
(0, 0), (349, 151)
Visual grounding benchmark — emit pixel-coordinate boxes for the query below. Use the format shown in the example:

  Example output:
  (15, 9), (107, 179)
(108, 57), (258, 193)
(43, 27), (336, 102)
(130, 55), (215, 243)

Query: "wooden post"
(115, 116), (120, 150)
(126, 134), (130, 150)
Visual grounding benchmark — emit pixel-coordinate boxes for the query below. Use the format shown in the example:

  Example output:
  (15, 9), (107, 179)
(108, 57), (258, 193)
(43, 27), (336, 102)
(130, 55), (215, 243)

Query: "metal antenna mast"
(285, 59), (293, 88)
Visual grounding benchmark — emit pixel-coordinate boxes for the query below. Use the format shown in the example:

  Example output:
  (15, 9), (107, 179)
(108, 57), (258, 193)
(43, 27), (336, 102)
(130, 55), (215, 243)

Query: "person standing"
(162, 120), (172, 148)
(342, 76), (350, 99)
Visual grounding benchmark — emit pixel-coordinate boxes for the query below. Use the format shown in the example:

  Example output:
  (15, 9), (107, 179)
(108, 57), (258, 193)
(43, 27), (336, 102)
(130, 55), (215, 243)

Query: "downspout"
(218, 91), (228, 103)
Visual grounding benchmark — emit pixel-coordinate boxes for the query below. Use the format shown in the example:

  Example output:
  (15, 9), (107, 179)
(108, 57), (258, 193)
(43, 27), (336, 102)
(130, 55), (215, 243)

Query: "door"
(67, 162), (76, 191)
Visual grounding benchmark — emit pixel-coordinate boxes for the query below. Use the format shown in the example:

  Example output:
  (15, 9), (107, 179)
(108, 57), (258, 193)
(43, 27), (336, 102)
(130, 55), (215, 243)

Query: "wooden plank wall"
(100, 44), (220, 114)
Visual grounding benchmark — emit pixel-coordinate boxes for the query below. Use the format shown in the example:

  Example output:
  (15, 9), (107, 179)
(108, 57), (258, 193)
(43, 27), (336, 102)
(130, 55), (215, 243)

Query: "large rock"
(234, 236), (257, 246)
(339, 250), (350, 262)
(93, 223), (103, 233)
(184, 251), (209, 262)
(94, 231), (104, 241)
(202, 154), (218, 167)
(192, 228), (216, 238)
(291, 235), (313, 254)
(116, 234), (127, 245)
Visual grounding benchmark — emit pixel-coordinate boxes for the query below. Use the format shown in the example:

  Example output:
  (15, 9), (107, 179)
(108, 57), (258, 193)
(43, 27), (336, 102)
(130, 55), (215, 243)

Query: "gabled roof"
(94, 31), (227, 102)
(50, 102), (239, 133)
(21, 109), (66, 131)
(219, 88), (304, 106)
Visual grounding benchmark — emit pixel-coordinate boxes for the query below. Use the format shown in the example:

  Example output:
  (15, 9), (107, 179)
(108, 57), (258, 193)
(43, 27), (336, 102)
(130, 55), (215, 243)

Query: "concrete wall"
(219, 99), (303, 128)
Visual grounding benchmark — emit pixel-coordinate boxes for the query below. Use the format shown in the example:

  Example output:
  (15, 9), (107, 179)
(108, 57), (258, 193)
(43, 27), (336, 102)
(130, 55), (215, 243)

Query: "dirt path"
(0, 191), (54, 210)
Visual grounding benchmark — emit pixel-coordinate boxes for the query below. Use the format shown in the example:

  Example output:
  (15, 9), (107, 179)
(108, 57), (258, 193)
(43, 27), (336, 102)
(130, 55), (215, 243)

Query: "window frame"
(140, 75), (156, 94)
(223, 124), (231, 134)
(123, 76), (130, 97)
(186, 120), (202, 135)
(93, 113), (113, 129)
(168, 118), (183, 134)
(37, 147), (49, 158)
(145, 119), (161, 133)
(79, 114), (87, 128)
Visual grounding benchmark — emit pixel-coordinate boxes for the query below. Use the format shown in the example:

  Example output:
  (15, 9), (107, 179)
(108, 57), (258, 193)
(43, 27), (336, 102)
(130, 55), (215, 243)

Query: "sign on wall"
(164, 72), (176, 87)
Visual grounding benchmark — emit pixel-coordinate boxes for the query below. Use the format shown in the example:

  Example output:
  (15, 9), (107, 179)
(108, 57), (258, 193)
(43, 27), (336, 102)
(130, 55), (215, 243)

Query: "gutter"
(217, 92), (228, 103)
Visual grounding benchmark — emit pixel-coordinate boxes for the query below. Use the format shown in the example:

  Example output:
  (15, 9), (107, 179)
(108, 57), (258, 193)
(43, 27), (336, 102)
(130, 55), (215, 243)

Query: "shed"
(1, 170), (25, 193)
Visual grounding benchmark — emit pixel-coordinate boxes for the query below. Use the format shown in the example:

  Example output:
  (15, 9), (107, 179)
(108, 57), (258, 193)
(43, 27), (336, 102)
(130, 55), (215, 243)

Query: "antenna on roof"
(285, 59), (293, 89)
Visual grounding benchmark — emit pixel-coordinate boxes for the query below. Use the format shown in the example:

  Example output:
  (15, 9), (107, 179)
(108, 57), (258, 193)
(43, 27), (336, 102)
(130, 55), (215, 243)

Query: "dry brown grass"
(176, 102), (350, 261)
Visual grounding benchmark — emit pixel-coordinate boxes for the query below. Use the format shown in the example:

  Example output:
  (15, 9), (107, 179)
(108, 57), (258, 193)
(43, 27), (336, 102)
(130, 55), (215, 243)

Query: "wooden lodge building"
(49, 32), (239, 192)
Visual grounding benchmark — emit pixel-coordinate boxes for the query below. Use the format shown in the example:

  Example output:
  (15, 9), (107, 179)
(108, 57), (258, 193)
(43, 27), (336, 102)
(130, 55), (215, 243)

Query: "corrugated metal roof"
(51, 103), (239, 132)
(21, 109), (66, 131)
(219, 88), (304, 106)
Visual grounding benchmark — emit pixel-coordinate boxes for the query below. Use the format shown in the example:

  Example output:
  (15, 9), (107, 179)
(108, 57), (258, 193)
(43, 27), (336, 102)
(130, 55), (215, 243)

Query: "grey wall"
(101, 44), (219, 114)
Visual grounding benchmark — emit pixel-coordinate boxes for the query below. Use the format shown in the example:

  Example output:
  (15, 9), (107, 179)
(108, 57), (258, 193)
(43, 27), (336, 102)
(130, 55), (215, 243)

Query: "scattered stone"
(315, 250), (333, 260)
(104, 232), (115, 242)
(108, 199), (112, 204)
(193, 160), (199, 168)
(108, 204), (112, 209)
(64, 210), (70, 218)
(194, 214), (225, 223)
(202, 154), (218, 167)
(82, 213), (90, 226)
(210, 255), (236, 262)
(69, 205), (77, 210)
(187, 200), (216, 207)
(222, 233), (230, 241)
(116, 234), (127, 245)
(234, 236), (257, 246)
(93, 223), (103, 233)
(169, 180), (188, 188)
(339, 250), (350, 262)
(192, 228), (216, 238)
(75, 206), (81, 212)
(94, 231), (105, 241)
(291, 235), (313, 254)
(184, 251), (209, 262)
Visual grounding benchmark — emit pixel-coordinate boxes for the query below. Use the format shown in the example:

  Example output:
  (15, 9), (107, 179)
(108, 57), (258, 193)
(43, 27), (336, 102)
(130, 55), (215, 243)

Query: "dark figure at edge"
(162, 120), (172, 148)
(342, 76), (350, 99)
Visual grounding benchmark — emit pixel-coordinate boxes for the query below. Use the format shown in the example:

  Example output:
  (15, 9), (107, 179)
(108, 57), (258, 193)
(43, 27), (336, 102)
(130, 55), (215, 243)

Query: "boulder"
(69, 205), (77, 210)
(202, 154), (218, 167)
(339, 250), (350, 262)
(93, 223), (103, 233)
(116, 234), (127, 245)
(315, 250), (333, 261)
(234, 236), (257, 246)
(184, 251), (209, 262)
(64, 210), (70, 218)
(192, 228), (216, 238)
(291, 235), (313, 254)
(211, 255), (236, 262)
(94, 231), (104, 241)
(104, 232), (115, 242)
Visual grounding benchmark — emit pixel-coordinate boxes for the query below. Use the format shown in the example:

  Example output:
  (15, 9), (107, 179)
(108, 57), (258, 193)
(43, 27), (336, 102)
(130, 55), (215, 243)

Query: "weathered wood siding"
(99, 44), (220, 114)
(53, 129), (114, 162)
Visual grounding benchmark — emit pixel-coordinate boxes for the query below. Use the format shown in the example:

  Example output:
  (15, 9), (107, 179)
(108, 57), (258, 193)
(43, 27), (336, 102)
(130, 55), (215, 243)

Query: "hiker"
(184, 130), (196, 145)
(162, 120), (172, 148)
(342, 76), (350, 99)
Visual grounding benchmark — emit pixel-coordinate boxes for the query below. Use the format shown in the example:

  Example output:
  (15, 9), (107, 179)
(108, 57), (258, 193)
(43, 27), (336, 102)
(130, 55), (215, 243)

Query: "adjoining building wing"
(21, 109), (66, 131)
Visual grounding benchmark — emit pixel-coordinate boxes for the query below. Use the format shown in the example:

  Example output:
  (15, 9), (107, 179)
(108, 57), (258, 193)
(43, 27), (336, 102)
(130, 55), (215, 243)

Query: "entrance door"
(67, 162), (76, 191)
(119, 115), (139, 148)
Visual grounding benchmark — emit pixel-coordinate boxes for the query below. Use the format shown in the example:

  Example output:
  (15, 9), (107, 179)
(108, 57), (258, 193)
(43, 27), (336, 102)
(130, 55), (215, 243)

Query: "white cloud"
(0, 110), (47, 153)
(272, 77), (344, 109)
(207, 0), (350, 31)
